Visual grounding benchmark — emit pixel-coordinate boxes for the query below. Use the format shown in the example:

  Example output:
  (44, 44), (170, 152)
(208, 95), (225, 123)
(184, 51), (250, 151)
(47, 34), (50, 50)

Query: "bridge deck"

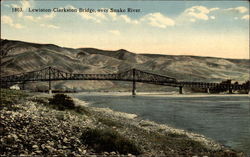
(1, 66), (249, 90)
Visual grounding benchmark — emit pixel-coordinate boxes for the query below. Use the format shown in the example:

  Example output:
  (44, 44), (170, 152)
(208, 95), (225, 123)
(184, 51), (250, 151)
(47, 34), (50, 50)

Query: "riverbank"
(0, 89), (246, 156)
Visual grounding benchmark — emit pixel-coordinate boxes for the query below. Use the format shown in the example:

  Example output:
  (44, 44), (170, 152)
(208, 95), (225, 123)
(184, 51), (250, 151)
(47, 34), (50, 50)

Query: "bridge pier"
(132, 68), (136, 96)
(48, 81), (52, 95)
(22, 82), (25, 90)
(179, 86), (183, 94)
(206, 88), (210, 94)
(229, 88), (233, 94)
(132, 79), (136, 96)
(48, 66), (52, 95)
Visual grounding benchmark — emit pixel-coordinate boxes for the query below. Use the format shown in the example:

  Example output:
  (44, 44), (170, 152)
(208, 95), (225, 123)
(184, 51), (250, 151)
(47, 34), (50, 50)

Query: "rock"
(12, 134), (18, 140)
(63, 137), (68, 143)
(45, 145), (54, 152)
(57, 149), (64, 154)
(41, 144), (46, 149)
(77, 148), (82, 152)
(5, 135), (16, 144)
(35, 150), (42, 154)
(48, 141), (54, 146)
(32, 145), (39, 150)
(63, 146), (68, 149)
(82, 149), (87, 154)
(12, 144), (18, 148)
(104, 152), (109, 155)
(110, 151), (116, 155)
(31, 152), (36, 155)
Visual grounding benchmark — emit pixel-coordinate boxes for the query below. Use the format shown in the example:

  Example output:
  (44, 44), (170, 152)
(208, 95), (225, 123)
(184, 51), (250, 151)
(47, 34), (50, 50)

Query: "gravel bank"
(0, 90), (246, 156)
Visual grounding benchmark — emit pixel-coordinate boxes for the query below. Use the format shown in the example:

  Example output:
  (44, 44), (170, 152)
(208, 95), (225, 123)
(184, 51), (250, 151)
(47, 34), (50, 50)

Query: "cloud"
(10, 2), (24, 17)
(190, 19), (196, 22)
(70, 5), (173, 28)
(74, 6), (138, 24)
(22, 12), (56, 23)
(241, 14), (249, 20)
(23, 15), (36, 21)
(1, 16), (24, 29)
(67, 5), (105, 23)
(184, 6), (210, 20)
(20, 0), (31, 10)
(40, 24), (59, 29)
(11, 0), (32, 17)
(111, 13), (139, 24)
(11, 0), (56, 22)
(109, 30), (121, 35)
(11, 4), (19, 8)
(77, 12), (104, 23)
(108, 12), (117, 21)
(2, 16), (12, 24)
(23, 11), (56, 22)
(42, 12), (56, 19)
(120, 15), (139, 24)
(209, 8), (220, 12)
(210, 16), (216, 20)
(180, 6), (220, 23)
(225, 6), (248, 14)
(14, 24), (23, 29)
(141, 12), (175, 28)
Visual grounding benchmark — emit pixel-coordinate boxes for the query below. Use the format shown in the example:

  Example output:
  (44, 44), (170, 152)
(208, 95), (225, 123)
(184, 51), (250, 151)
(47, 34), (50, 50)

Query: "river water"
(73, 93), (250, 154)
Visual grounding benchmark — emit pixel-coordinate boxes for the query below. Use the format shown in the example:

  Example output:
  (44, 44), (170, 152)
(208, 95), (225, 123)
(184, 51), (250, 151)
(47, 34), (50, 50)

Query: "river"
(72, 93), (250, 154)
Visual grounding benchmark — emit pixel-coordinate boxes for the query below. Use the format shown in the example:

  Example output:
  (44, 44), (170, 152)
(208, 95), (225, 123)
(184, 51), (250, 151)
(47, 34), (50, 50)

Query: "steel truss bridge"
(1, 66), (249, 95)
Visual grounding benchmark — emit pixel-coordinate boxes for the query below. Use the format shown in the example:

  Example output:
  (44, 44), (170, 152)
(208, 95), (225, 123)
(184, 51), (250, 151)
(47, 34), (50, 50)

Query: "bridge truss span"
(1, 66), (249, 94)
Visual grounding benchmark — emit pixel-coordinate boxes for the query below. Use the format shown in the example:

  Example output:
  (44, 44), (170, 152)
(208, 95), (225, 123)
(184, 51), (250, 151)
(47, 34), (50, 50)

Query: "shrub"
(98, 118), (122, 127)
(0, 89), (28, 110)
(80, 128), (141, 155)
(49, 94), (75, 110)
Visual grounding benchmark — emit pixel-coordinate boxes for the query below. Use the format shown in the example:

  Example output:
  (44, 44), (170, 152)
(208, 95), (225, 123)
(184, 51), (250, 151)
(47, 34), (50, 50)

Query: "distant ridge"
(1, 39), (249, 91)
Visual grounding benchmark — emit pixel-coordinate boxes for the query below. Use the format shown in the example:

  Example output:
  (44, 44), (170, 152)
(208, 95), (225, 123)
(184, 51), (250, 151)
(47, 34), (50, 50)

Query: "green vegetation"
(97, 117), (122, 128)
(0, 88), (28, 109)
(31, 95), (89, 115)
(48, 93), (89, 115)
(124, 125), (209, 155)
(80, 128), (141, 155)
(49, 94), (75, 110)
(30, 96), (49, 105)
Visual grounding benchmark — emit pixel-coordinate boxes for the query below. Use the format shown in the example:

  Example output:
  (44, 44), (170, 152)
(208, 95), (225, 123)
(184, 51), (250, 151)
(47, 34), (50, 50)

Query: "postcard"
(1, 0), (249, 156)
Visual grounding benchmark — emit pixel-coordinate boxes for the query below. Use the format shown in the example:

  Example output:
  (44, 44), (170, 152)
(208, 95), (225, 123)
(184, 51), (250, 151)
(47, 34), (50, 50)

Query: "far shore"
(69, 91), (250, 97)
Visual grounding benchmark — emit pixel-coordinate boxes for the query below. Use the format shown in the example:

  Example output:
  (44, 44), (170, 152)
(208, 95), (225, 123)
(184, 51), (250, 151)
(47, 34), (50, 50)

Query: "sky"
(1, 0), (249, 59)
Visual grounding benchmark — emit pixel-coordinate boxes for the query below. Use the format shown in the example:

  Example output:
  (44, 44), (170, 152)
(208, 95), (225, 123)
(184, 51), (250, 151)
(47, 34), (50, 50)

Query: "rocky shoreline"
(0, 90), (246, 156)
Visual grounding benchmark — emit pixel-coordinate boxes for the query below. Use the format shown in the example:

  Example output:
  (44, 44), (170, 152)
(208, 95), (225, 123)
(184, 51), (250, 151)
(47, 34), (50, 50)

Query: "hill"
(1, 39), (249, 91)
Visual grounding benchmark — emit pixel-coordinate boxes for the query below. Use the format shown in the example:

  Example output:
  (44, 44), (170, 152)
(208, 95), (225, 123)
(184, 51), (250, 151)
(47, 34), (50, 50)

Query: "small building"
(10, 85), (20, 90)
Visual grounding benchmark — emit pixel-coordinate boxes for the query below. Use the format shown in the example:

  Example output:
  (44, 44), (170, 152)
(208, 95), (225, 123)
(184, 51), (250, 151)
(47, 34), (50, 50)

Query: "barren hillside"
(1, 39), (249, 91)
